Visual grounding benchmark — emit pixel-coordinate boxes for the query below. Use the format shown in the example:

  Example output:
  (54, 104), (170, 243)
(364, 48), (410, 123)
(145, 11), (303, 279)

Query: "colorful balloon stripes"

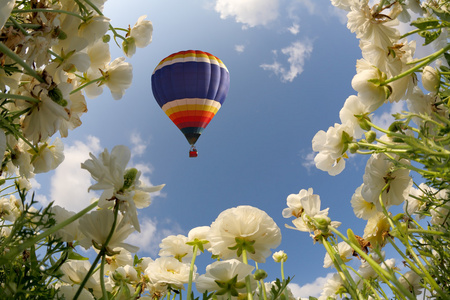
(151, 50), (230, 146)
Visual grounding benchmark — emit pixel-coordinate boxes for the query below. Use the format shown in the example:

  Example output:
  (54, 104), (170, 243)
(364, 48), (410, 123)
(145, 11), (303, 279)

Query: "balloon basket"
(189, 147), (198, 158)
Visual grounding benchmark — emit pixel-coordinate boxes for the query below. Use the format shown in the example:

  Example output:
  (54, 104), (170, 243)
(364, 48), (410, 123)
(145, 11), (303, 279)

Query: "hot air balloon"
(151, 50), (230, 157)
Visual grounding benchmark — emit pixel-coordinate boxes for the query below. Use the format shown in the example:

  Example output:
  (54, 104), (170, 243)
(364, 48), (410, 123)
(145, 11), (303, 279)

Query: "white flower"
(363, 212), (390, 248)
(78, 15), (110, 46)
(130, 15), (153, 48)
(32, 138), (65, 173)
(159, 234), (193, 262)
(56, 284), (95, 300)
(352, 59), (387, 112)
(422, 66), (440, 92)
(145, 257), (193, 289)
(87, 40), (111, 70)
(272, 250), (288, 263)
(312, 122), (354, 176)
(50, 205), (84, 242)
(81, 145), (164, 232)
(187, 226), (211, 251)
(407, 87), (448, 130)
(0, 0), (15, 30)
(430, 201), (450, 226)
(103, 247), (134, 275)
(362, 153), (413, 211)
(399, 270), (422, 295)
(17, 78), (71, 144)
(78, 209), (138, 253)
(319, 273), (344, 300)
(323, 242), (353, 268)
(60, 260), (100, 290)
(208, 205), (281, 263)
(59, 90), (88, 138)
(196, 259), (256, 298)
(347, 0), (400, 49)
(282, 188), (314, 218)
(287, 189), (341, 235)
(103, 57), (133, 100)
(339, 95), (370, 139)
(351, 184), (377, 220)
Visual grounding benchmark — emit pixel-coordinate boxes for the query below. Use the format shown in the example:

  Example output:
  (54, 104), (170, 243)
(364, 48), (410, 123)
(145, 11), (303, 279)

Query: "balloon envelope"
(151, 50), (230, 146)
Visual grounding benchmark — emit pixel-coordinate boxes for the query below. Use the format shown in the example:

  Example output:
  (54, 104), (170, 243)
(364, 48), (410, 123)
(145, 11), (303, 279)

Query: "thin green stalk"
(2, 200), (98, 262)
(74, 202), (119, 299)
(70, 77), (104, 95)
(0, 42), (43, 82)
(382, 44), (450, 86)
(321, 237), (362, 300)
(0, 92), (40, 103)
(187, 244), (198, 300)
(242, 249), (254, 300)
(100, 254), (108, 300)
(8, 17), (29, 36)
(11, 8), (84, 20)
(400, 24), (450, 39)
(329, 227), (416, 300)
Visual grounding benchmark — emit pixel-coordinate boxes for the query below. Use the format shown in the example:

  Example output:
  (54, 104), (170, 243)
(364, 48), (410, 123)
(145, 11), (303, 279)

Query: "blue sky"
(32, 0), (413, 297)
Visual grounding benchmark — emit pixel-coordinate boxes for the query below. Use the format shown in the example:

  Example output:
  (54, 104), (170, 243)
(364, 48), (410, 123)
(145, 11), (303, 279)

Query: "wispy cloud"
(130, 132), (147, 157)
(126, 217), (183, 256)
(290, 273), (334, 298)
(301, 151), (315, 171)
(235, 44), (245, 53)
(287, 23), (300, 35)
(214, 0), (279, 28)
(260, 40), (313, 82)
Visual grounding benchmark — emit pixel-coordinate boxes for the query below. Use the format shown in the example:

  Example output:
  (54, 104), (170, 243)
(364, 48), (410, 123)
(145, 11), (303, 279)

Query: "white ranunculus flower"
(352, 59), (387, 112)
(60, 260), (100, 290)
(208, 205), (281, 263)
(399, 270), (422, 295)
(319, 273), (344, 300)
(347, 0), (400, 49)
(272, 250), (287, 262)
(361, 153), (413, 211)
(130, 15), (153, 48)
(339, 95), (370, 139)
(363, 212), (390, 248)
(159, 234), (192, 262)
(351, 184), (377, 220)
(50, 205), (84, 242)
(103, 57), (133, 100)
(422, 66), (440, 92)
(78, 209), (138, 253)
(282, 188), (313, 219)
(87, 40), (111, 70)
(56, 284), (95, 300)
(323, 241), (353, 268)
(196, 259), (256, 298)
(32, 138), (65, 173)
(78, 15), (110, 46)
(0, 0), (15, 30)
(313, 151), (346, 176)
(103, 247), (133, 275)
(145, 257), (193, 289)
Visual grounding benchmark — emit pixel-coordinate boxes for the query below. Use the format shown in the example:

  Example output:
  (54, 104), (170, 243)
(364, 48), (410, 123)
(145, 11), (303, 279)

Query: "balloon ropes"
(151, 50), (230, 157)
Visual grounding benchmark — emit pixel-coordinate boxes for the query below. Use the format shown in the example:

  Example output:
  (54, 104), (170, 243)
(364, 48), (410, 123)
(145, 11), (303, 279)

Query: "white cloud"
(328, 6), (348, 25)
(290, 273), (334, 298)
(130, 132), (147, 157)
(260, 40), (313, 82)
(48, 136), (102, 212)
(235, 44), (245, 53)
(301, 151), (315, 171)
(214, 0), (279, 28)
(295, 0), (316, 15)
(287, 23), (300, 35)
(126, 217), (183, 256)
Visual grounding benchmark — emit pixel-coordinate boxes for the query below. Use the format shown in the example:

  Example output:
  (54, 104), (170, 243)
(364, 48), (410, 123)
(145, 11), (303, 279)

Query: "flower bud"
(253, 269), (268, 280)
(272, 250), (288, 263)
(313, 214), (331, 231)
(122, 168), (138, 190)
(348, 143), (359, 154)
(364, 130), (376, 143)
(102, 34), (111, 43)
(422, 66), (440, 92)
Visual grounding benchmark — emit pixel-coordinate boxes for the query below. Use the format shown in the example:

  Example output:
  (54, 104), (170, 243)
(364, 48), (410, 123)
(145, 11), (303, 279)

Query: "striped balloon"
(151, 50), (230, 147)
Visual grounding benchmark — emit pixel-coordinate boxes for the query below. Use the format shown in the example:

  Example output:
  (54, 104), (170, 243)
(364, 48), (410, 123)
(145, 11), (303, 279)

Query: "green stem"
(2, 200), (98, 262)
(70, 76), (104, 95)
(74, 201), (119, 299)
(11, 8), (84, 20)
(400, 24), (450, 39)
(242, 249), (254, 300)
(329, 227), (416, 300)
(8, 17), (29, 36)
(0, 92), (40, 103)
(187, 244), (198, 300)
(382, 44), (450, 86)
(0, 42), (43, 83)
(100, 254), (108, 300)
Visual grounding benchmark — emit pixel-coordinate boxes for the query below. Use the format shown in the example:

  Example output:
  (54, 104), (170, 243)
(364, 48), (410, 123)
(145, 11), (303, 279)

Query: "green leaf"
(68, 251), (89, 260)
(418, 28), (442, 46)
(411, 17), (440, 30)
